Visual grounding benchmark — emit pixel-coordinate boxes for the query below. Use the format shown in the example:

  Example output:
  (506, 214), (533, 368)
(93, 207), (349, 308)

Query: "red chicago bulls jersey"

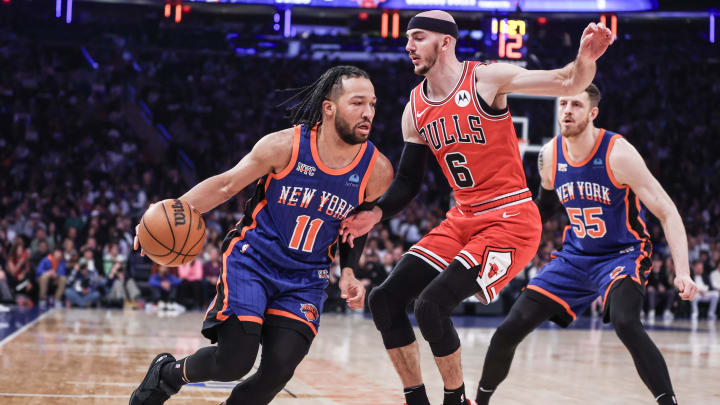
(410, 61), (531, 210)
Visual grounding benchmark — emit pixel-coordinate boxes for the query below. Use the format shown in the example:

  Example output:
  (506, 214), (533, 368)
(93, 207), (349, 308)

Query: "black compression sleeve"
(534, 185), (561, 223)
(377, 142), (428, 220)
(339, 234), (368, 272)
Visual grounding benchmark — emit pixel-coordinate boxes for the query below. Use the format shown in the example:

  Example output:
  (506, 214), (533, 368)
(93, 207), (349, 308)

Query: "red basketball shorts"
(405, 199), (542, 304)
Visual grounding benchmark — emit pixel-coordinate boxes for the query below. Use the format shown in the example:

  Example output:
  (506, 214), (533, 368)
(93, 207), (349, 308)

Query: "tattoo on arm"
(537, 146), (545, 173)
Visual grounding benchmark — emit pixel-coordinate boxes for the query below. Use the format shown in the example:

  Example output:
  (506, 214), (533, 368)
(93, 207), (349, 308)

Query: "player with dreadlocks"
(129, 65), (393, 405)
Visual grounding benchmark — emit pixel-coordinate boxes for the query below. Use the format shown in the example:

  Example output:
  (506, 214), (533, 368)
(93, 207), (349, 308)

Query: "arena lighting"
(711, 13), (716, 44)
(56, 0), (61, 17)
(283, 8), (291, 37)
(537, 16), (547, 25)
(164, 2), (171, 17)
(358, 12), (368, 20)
(600, 14), (617, 39)
(175, 3), (182, 22)
(392, 11), (399, 38)
(381, 12), (388, 38)
(65, 0), (72, 23)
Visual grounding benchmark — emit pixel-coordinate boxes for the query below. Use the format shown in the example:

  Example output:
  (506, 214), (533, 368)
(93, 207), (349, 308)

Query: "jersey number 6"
(445, 152), (475, 189)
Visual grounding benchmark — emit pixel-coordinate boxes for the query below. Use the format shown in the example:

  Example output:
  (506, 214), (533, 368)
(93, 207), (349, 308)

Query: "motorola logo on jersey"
(300, 303), (318, 321)
(296, 162), (316, 176)
(455, 90), (471, 107)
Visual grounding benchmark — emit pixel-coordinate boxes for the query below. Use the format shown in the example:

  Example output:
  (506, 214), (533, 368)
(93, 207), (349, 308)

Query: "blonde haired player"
(476, 84), (697, 405)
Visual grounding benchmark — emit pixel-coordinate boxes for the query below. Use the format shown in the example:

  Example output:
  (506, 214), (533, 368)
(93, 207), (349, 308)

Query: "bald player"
(339, 10), (614, 405)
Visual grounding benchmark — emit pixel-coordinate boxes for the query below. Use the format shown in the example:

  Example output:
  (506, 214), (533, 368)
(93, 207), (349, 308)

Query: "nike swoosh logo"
(416, 107), (430, 118)
(502, 212), (520, 218)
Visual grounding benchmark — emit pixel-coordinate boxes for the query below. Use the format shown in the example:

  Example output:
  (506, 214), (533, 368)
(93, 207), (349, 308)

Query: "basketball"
(137, 199), (206, 266)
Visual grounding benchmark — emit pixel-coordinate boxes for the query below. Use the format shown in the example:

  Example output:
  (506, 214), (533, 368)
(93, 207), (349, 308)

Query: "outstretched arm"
(610, 138), (697, 301)
(134, 129), (293, 254)
(179, 129), (294, 213)
(476, 22), (613, 98)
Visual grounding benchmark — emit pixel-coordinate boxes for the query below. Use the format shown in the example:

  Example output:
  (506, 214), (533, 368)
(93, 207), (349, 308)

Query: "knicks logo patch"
(455, 90), (471, 107)
(610, 266), (625, 279)
(300, 303), (318, 321)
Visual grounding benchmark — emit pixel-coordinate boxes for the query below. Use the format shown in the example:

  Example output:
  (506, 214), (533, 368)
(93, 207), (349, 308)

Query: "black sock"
(404, 384), (431, 405)
(443, 383), (466, 405)
(656, 392), (677, 405)
(160, 358), (189, 389)
(475, 384), (494, 405)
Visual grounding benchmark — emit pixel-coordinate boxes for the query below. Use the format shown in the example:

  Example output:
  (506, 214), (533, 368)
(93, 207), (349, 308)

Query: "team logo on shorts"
(455, 90), (471, 107)
(610, 266), (625, 279)
(317, 269), (329, 279)
(300, 303), (318, 321)
(558, 163), (567, 172)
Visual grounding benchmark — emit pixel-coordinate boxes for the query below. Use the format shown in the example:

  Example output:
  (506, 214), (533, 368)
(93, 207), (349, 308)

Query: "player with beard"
(339, 9), (614, 405)
(129, 65), (394, 405)
(475, 85), (697, 405)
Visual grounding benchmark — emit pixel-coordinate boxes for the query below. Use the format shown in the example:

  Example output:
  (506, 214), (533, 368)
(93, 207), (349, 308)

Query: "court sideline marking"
(0, 309), (54, 349)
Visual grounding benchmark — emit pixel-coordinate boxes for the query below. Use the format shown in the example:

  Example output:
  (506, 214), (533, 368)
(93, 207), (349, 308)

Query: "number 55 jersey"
(527, 129), (653, 327)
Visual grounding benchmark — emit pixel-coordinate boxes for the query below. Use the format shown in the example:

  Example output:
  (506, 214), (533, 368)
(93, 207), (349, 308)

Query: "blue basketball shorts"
(526, 249), (651, 326)
(202, 237), (329, 342)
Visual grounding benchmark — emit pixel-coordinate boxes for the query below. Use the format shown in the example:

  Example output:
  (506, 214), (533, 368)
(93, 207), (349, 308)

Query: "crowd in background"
(1, 9), (719, 320)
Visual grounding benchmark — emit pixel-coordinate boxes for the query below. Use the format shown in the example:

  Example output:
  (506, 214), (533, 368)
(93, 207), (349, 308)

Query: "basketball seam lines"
(160, 203), (177, 251)
(141, 217), (173, 252)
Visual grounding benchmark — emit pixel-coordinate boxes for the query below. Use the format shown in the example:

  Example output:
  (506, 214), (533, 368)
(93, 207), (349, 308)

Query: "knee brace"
(368, 285), (416, 349)
(414, 295), (460, 357)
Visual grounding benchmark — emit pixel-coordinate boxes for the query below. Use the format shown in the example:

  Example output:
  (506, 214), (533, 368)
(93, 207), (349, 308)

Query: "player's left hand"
(578, 22), (614, 62)
(674, 274), (698, 301)
(339, 269), (365, 310)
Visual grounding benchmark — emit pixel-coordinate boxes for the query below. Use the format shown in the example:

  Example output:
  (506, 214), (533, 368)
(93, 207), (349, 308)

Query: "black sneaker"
(129, 353), (180, 405)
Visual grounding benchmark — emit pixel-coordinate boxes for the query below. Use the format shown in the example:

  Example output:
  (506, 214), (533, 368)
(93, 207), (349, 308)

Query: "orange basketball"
(137, 199), (206, 266)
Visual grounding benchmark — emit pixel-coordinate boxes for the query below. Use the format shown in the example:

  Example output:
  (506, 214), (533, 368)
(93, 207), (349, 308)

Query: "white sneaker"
(663, 310), (674, 321)
(709, 313), (717, 321)
(647, 310), (655, 320)
(0, 304), (10, 312)
(691, 311), (699, 321)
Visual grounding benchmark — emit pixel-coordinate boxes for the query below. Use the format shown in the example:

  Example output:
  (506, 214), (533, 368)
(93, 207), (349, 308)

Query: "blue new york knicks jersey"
(236, 123), (378, 271)
(552, 129), (651, 258)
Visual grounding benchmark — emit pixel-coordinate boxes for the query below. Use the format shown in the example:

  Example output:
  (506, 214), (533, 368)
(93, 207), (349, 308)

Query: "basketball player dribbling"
(339, 10), (614, 405)
(129, 66), (394, 405)
(475, 85), (697, 405)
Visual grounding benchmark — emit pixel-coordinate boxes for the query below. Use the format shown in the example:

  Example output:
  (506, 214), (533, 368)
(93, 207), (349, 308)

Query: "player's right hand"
(674, 274), (698, 301)
(339, 206), (382, 247)
(578, 22), (614, 62)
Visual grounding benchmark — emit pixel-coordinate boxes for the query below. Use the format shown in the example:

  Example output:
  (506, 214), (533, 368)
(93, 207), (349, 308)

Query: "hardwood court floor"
(0, 308), (718, 404)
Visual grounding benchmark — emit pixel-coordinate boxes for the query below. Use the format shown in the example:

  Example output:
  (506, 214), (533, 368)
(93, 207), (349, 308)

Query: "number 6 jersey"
(233, 123), (378, 271)
(410, 60), (532, 212)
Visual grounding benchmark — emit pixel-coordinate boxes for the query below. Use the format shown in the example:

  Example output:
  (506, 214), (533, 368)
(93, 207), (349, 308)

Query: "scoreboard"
(490, 18), (527, 60)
